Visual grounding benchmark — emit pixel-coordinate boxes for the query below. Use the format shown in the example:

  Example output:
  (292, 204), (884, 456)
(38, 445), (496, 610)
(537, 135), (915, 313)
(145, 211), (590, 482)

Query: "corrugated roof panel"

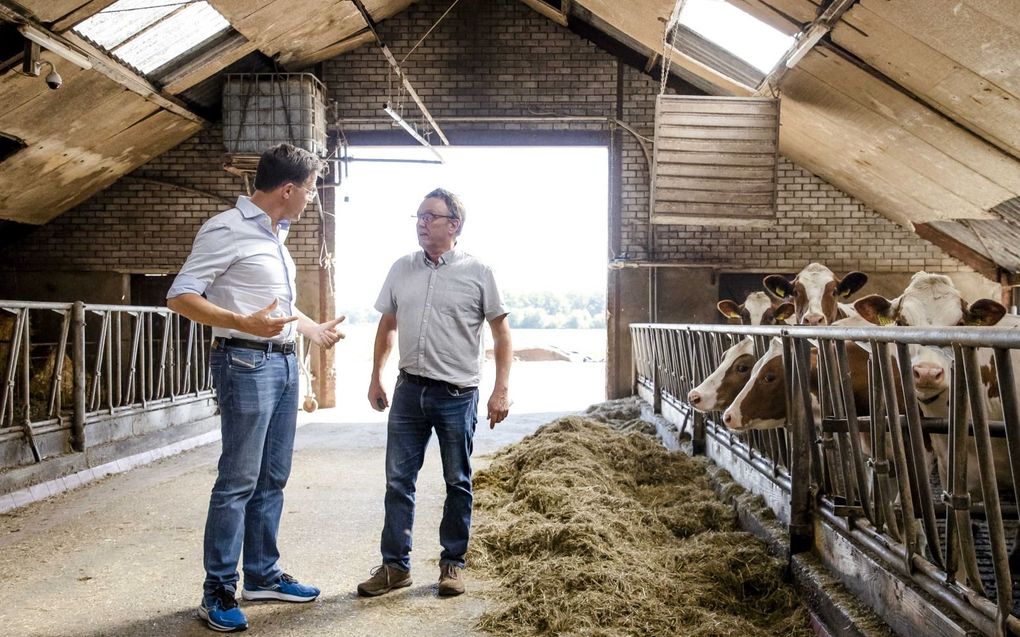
(73, 0), (180, 49)
(72, 0), (231, 76)
(113, 3), (230, 74)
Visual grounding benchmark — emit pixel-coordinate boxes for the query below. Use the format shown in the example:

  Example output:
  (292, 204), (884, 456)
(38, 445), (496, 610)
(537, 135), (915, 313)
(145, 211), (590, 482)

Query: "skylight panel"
(73, 1), (231, 76)
(73, 0), (181, 50)
(676, 0), (794, 74)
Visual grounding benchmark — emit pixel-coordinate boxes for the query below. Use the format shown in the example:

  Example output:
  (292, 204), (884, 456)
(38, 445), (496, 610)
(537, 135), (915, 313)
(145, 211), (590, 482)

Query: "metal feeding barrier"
(632, 322), (1020, 637)
(0, 300), (214, 463)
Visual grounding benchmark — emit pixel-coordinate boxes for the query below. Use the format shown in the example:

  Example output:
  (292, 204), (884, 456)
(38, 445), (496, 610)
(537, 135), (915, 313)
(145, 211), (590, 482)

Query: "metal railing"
(632, 322), (1020, 637)
(1, 300), (214, 463)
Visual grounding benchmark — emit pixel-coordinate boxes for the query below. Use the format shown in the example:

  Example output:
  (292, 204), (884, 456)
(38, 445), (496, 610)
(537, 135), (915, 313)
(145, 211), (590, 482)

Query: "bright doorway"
(332, 145), (608, 422)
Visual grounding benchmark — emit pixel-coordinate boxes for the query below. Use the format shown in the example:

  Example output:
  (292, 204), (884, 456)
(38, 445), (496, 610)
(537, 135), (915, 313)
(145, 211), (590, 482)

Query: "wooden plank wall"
(651, 95), (779, 225)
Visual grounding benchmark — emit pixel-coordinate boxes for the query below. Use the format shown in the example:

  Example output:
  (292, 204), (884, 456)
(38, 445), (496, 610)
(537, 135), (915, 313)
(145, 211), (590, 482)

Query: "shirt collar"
(422, 248), (459, 267)
(236, 195), (288, 239)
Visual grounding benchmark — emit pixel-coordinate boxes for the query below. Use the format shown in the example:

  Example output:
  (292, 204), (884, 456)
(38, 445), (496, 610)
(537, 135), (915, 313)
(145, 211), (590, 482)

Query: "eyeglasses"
(293, 183), (318, 202)
(413, 212), (457, 224)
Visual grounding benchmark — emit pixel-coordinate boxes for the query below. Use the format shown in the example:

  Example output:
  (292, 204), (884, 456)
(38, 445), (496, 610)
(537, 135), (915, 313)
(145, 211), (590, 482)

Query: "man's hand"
(240, 299), (298, 338)
(487, 388), (510, 429)
(368, 379), (389, 412)
(305, 315), (346, 349)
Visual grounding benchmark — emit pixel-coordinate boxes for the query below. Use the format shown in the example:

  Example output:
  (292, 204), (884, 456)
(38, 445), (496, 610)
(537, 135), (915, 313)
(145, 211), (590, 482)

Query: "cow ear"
(774, 302), (795, 323)
(854, 294), (893, 325)
(837, 271), (868, 298)
(717, 300), (742, 319)
(763, 275), (794, 299)
(964, 298), (1007, 326)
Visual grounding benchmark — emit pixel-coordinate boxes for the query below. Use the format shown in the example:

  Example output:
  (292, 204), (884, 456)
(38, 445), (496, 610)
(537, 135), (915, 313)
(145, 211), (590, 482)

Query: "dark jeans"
(203, 347), (298, 599)
(381, 374), (479, 571)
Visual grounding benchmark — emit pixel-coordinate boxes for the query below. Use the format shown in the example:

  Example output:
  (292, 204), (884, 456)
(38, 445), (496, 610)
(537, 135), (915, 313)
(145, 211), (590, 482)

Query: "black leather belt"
(214, 337), (296, 355)
(399, 370), (475, 392)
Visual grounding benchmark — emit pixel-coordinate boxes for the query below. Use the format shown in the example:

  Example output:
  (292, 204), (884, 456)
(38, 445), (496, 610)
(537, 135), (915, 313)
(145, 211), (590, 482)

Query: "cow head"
(688, 338), (756, 413)
(764, 263), (868, 325)
(718, 291), (795, 326)
(722, 338), (787, 430)
(854, 272), (1006, 327)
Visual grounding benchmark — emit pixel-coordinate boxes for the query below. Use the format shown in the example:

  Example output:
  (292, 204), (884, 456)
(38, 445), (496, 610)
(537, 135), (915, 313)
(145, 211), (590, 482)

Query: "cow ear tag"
(774, 288), (785, 298)
(878, 315), (893, 326)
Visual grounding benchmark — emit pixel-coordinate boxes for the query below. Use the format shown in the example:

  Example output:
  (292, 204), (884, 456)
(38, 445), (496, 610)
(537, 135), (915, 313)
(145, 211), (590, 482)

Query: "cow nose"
(688, 390), (701, 405)
(913, 362), (944, 385)
(803, 312), (825, 325)
(723, 411), (732, 425)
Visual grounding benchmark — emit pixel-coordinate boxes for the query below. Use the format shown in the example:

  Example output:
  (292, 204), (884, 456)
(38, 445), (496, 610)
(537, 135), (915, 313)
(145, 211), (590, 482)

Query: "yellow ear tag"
(878, 315), (893, 326)
(775, 289), (785, 298)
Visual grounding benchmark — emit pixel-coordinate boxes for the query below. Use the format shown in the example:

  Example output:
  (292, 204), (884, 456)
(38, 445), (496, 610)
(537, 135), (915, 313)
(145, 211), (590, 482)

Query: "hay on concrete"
(470, 414), (810, 637)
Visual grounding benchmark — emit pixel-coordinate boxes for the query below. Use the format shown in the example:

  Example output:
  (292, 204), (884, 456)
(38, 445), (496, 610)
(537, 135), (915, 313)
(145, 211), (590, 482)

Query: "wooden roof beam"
(519, 0), (569, 27)
(0, 4), (205, 125)
(913, 221), (1001, 282)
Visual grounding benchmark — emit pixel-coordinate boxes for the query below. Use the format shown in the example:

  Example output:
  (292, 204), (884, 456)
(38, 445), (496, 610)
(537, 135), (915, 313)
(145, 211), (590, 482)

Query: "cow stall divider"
(0, 300), (215, 470)
(631, 322), (1020, 637)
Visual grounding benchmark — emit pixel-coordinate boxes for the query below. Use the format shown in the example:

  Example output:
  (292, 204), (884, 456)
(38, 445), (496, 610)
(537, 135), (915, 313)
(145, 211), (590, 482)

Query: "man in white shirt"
(167, 143), (343, 633)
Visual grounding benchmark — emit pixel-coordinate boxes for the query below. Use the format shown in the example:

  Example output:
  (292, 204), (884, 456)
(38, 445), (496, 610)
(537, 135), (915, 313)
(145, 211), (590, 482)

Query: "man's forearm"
(372, 314), (398, 381)
(491, 318), (512, 392)
(168, 293), (244, 331)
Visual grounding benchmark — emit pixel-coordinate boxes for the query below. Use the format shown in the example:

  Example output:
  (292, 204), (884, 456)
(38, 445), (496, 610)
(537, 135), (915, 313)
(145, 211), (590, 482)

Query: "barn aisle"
(0, 407), (569, 637)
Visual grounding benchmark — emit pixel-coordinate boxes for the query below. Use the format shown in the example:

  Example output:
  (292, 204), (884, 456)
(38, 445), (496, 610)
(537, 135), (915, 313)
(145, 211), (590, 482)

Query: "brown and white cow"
(717, 291), (795, 327)
(687, 293), (795, 413)
(764, 263), (868, 325)
(721, 315), (874, 429)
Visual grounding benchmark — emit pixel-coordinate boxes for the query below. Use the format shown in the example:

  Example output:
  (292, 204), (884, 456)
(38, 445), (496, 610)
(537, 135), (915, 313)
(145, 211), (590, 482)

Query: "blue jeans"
(203, 347), (298, 598)
(381, 375), (479, 571)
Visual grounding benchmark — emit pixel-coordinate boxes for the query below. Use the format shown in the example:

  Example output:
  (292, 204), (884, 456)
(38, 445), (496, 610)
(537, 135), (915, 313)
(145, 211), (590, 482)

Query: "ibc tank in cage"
(222, 73), (327, 156)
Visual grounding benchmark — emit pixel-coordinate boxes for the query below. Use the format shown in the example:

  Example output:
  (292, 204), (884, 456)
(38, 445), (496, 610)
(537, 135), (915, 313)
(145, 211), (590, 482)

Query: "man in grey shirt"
(359, 187), (512, 598)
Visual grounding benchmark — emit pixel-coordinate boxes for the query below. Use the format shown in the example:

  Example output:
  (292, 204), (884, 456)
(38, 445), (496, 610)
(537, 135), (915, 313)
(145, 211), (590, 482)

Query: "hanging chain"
(659, 0), (687, 95)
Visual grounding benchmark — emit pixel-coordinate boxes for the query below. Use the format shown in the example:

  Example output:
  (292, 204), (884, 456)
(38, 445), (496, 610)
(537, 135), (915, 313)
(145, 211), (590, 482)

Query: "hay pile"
(470, 411), (810, 637)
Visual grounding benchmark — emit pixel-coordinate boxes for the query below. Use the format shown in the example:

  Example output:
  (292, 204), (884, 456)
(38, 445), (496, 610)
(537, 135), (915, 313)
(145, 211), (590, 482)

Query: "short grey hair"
(425, 187), (465, 236)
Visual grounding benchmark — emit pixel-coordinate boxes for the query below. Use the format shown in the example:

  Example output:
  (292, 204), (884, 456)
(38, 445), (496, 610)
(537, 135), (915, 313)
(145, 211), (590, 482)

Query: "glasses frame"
(293, 182), (318, 202)
(413, 212), (458, 224)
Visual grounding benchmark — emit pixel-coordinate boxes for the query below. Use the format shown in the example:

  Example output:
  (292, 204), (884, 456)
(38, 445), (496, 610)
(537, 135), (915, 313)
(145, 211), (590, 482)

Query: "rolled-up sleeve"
(167, 223), (237, 299)
(374, 261), (400, 315)
(482, 266), (509, 320)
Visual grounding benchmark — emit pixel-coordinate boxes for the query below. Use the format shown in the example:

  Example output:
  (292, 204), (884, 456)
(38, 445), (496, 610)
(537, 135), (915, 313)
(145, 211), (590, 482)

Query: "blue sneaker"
(198, 587), (248, 632)
(241, 573), (320, 603)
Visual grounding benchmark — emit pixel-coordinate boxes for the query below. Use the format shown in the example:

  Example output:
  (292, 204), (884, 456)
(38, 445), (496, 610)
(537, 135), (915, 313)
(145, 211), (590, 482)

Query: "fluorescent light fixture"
(785, 24), (827, 69)
(383, 103), (445, 163)
(19, 24), (93, 70)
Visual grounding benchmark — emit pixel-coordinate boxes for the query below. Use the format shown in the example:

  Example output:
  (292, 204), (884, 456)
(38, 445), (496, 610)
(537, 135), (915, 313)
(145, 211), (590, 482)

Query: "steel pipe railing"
(0, 300), (215, 464)
(631, 321), (1020, 636)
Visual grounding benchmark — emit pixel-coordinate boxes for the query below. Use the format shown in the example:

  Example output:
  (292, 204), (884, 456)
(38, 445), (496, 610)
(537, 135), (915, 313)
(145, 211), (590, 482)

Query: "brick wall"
(0, 0), (966, 279)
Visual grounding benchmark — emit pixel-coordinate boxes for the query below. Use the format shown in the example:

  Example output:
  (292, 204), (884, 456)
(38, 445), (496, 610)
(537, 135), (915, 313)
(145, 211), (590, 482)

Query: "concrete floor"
(0, 402), (580, 637)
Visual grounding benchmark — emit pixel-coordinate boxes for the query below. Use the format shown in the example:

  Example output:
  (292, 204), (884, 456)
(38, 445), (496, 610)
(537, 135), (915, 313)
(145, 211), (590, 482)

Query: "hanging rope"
(400, 0), (464, 64)
(659, 0), (687, 95)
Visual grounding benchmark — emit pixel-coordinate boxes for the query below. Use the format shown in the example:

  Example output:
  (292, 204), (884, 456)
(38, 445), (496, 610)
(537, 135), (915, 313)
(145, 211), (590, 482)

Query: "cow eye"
(764, 373), (776, 382)
(736, 365), (749, 373)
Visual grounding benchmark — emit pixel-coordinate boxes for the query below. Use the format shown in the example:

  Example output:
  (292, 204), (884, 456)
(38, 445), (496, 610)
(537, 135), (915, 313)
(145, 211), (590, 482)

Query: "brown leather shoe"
(357, 564), (412, 597)
(437, 563), (465, 596)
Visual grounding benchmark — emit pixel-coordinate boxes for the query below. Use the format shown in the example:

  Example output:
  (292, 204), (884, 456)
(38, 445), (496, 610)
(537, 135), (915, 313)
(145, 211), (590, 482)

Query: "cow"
(764, 262), (868, 325)
(687, 293), (795, 413)
(717, 291), (794, 327)
(853, 272), (1019, 504)
(721, 315), (875, 430)
(687, 337), (756, 413)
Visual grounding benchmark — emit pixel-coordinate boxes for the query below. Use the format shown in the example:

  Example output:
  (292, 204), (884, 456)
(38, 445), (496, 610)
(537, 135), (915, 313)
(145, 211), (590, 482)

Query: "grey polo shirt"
(375, 249), (508, 388)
